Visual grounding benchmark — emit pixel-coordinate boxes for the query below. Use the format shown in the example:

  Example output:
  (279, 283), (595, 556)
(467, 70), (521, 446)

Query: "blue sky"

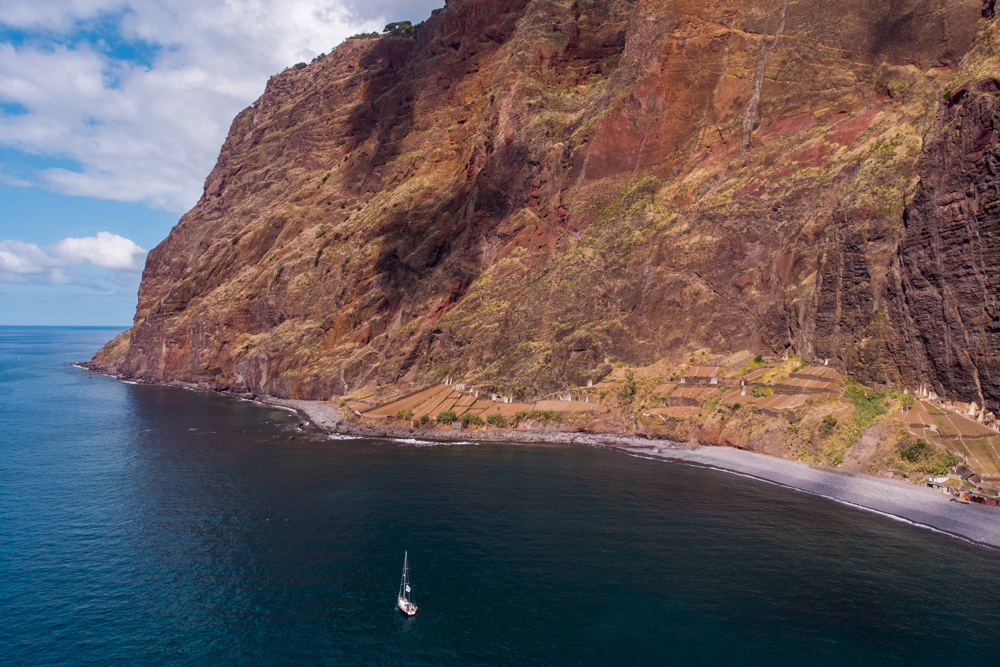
(0, 0), (442, 325)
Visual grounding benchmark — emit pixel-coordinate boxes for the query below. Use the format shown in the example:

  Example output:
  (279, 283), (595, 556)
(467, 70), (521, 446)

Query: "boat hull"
(397, 596), (417, 616)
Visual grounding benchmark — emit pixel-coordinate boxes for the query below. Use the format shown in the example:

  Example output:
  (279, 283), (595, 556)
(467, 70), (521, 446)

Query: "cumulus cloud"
(0, 231), (145, 285)
(53, 231), (145, 269)
(0, 0), (410, 212)
(0, 239), (54, 275)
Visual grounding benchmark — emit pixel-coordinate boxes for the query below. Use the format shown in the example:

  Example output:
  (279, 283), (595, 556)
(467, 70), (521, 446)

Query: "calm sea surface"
(2, 327), (999, 666)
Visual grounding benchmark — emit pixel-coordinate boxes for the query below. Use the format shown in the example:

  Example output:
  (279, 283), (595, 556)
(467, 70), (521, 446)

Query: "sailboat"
(397, 551), (418, 616)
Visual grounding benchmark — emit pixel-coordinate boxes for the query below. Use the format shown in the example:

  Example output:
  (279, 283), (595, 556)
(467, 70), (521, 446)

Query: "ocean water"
(2, 327), (999, 666)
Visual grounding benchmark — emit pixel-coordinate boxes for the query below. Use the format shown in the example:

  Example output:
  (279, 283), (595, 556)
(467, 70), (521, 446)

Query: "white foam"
(389, 437), (477, 446)
(391, 437), (437, 445)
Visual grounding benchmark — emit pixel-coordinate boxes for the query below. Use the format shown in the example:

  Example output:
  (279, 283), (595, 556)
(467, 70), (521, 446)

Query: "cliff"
(92, 0), (1000, 414)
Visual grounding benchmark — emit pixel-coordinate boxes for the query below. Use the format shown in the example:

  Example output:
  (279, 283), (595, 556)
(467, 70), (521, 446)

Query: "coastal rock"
(889, 72), (1000, 410)
(93, 0), (999, 413)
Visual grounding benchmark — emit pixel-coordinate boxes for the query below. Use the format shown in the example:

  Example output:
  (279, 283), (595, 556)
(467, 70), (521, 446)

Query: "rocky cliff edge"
(92, 0), (1000, 415)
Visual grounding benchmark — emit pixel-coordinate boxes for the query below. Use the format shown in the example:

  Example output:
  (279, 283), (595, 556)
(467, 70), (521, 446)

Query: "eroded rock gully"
(92, 0), (1000, 412)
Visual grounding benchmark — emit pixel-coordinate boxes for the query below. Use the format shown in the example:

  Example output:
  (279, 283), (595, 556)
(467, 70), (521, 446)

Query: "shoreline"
(620, 446), (1000, 549)
(80, 371), (1000, 549)
(269, 397), (1000, 550)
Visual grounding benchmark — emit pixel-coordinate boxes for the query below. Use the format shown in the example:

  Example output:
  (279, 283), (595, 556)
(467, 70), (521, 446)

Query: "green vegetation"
(900, 440), (932, 463)
(738, 355), (767, 376)
(382, 21), (424, 38)
(419, 414), (430, 426)
(461, 413), (485, 427)
(597, 176), (662, 227)
(618, 370), (637, 406)
(824, 381), (890, 461)
(869, 134), (905, 163)
(437, 410), (457, 423)
(396, 409), (414, 420)
(513, 410), (562, 424)
(807, 381), (911, 467)
(890, 440), (961, 476)
(703, 393), (723, 414)
(844, 380), (887, 429)
(819, 414), (837, 437)
(347, 31), (380, 40)
(486, 413), (507, 428)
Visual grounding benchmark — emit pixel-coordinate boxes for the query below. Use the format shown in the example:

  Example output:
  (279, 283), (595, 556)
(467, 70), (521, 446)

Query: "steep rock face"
(889, 38), (1000, 410)
(93, 0), (997, 408)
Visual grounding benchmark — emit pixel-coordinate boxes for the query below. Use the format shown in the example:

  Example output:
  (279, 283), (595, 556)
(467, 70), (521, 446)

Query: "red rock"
(89, 0), (996, 415)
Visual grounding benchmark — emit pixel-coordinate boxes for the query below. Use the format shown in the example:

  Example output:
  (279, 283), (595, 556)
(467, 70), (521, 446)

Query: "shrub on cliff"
(844, 381), (888, 430)
(522, 410), (561, 423)
(437, 410), (456, 423)
(382, 21), (424, 38)
(461, 413), (484, 427)
(617, 370), (637, 406)
(890, 439), (961, 476)
(486, 413), (507, 428)
(396, 409), (413, 420)
(900, 439), (933, 463)
(739, 355), (766, 376)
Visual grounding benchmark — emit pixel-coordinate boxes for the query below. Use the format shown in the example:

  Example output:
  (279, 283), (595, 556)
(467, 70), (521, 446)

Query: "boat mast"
(399, 551), (409, 601)
(399, 552), (405, 600)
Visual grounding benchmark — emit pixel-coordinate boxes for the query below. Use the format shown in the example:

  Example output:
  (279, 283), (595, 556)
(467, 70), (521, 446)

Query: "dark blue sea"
(2, 327), (999, 665)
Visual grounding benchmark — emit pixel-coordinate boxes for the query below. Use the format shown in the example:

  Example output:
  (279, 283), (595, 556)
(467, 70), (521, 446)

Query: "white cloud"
(0, 1), (123, 31)
(0, 1), (390, 212)
(54, 230), (144, 269)
(0, 232), (145, 285)
(0, 239), (53, 274)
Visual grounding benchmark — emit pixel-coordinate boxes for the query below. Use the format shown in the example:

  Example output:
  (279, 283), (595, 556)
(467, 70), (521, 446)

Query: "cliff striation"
(93, 0), (1000, 413)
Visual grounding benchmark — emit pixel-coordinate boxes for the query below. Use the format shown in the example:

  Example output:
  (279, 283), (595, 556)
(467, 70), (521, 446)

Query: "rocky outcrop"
(890, 68), (1000, 410)
(93, 0), (1000, 413)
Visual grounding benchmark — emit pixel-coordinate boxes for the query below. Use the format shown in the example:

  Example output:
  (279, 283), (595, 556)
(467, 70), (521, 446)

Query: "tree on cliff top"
(383, 21), (424, 38)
